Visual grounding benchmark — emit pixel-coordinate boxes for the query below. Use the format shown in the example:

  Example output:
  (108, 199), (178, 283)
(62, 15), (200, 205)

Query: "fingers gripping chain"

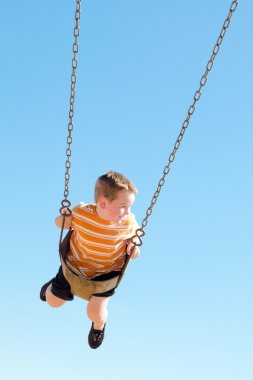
(131, 228), (145, 247)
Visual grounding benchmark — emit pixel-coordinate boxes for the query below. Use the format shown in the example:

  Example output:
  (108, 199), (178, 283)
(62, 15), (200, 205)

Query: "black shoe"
(40, 279), (53, 301)
(88, 323), (106, 349)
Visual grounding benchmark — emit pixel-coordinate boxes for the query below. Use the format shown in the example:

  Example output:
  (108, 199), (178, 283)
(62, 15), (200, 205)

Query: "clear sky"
(1, 1), (252, 379)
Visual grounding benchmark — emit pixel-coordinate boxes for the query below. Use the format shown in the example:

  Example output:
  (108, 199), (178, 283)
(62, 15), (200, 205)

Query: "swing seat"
(61, 258), (121, 301)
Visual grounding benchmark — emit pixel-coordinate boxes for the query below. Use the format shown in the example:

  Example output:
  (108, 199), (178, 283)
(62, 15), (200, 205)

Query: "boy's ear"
(99, 196), (107, 209)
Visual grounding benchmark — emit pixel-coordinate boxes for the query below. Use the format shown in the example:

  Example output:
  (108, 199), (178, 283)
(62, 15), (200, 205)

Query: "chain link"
(60, 0), (82, 215)
(130, 0), (239, 248)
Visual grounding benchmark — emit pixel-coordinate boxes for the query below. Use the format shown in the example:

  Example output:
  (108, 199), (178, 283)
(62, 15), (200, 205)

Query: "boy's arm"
(55, 214), (73, 229)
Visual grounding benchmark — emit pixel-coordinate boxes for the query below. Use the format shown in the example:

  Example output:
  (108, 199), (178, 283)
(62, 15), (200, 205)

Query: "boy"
(40, 171), (140, 349)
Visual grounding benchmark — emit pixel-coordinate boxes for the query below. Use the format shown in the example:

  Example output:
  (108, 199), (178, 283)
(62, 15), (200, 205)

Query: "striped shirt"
(66, 203), (139, 279)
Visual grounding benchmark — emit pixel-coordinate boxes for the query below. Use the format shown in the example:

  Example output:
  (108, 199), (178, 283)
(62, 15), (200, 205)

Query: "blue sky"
(1, 1), (252, 379)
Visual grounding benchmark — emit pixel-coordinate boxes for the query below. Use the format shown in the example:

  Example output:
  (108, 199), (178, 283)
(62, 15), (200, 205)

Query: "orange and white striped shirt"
(66, 203), (139, 279)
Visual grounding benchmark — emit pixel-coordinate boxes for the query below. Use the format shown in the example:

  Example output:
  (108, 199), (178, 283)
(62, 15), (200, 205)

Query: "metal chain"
(57, 0), (238, 254)
(130, 0), (239, 249)
(60, 0), (82, 216)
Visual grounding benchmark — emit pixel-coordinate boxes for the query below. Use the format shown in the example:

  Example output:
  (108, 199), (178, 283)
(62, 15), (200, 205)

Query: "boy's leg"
(87, 296), (110, 330)
(40, 266), (74, 307)
(46, 284), (66, 308)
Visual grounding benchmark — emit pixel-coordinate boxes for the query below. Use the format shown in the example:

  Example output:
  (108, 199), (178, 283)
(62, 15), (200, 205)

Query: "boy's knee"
(46, 285), (66, 308)
(46, 299), (65, 308)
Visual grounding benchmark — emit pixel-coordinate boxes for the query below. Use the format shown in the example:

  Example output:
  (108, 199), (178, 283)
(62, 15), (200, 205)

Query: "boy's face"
(100, 190), (135, 224)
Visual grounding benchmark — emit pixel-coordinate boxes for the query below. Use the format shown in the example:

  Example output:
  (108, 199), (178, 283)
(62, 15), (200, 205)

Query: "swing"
(58, 0), (238, 300)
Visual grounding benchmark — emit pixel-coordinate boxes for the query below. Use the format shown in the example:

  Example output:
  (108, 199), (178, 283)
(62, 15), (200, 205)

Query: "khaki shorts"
(61, 259), (121, 301)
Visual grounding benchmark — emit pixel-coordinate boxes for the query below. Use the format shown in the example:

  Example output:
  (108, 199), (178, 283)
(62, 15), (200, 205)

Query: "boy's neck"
(95, 203), (111, 222)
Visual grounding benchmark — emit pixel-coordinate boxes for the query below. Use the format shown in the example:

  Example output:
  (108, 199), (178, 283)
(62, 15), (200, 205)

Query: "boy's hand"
(126, 242), (140, 259)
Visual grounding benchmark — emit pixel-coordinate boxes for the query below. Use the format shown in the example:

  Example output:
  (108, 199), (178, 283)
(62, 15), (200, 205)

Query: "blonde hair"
(94, 171), (138, 203)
